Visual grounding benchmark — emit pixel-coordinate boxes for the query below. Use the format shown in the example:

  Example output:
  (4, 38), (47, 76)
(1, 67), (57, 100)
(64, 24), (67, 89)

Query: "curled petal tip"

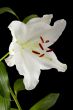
(63, 64), (67, 72)
(43, 14), (53, 18)
(23, 77), (39, 90)
(61, 19), (67, 26)
(54, 19), (66, 26)
(58, 64), (67, 72)
(49, 14), (53, 18)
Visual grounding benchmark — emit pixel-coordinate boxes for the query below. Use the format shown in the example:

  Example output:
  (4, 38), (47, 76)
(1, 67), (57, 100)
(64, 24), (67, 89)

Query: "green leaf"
(14, 78), (25, 96)
(0, 7), (19, 19)
(0, 62), (10, 110)
(0, 95), (10, 110)
(30, 93), (60, 110)
(23, 14), (38, 23)
(10, 108), (18, 110)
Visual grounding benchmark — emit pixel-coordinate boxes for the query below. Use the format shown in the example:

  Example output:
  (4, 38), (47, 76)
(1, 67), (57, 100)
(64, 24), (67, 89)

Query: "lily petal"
(13, 43), (42, 90)
(27, 14), (53, 25)
(8, 20), (28, 42)
(33, 50), (67, 72)
(43, 19), (66, 47)
(28, 19), (66, 47)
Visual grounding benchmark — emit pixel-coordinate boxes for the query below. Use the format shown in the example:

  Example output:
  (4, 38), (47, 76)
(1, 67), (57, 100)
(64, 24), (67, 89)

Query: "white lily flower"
(5, 14), (67, 90)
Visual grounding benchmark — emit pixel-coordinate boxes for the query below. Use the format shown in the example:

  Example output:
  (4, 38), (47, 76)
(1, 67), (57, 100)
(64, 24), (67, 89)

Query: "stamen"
(39, 54), (45, 57)
(46, 49), (52, 52)
(39, 43), (44, 50)
(40, 36), (44, 43)
(32, 50), (40, 54)
(45, 40), (49, 43)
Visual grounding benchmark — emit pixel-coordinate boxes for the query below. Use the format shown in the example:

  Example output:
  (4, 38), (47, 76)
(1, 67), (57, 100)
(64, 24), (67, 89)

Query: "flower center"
(32, 36), (52, 58)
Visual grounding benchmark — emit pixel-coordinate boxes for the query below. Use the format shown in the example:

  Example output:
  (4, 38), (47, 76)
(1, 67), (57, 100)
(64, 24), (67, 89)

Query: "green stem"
(9, 87), (22, 110)
(0, 52), (9, 62)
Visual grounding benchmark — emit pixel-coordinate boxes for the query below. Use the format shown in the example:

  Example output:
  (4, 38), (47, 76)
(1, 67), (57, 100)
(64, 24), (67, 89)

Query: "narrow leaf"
(0, 7), (19, 19)
(23, 14), (38, 23)
(30, 93), (60, 110)
(0, 62), (10, 110)
(14, 78), (25, 96)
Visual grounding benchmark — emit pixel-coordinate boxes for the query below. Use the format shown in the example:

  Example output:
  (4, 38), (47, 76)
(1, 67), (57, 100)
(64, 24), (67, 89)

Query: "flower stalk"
(9, 87), (22, 110)
(0, 52), (9, 62)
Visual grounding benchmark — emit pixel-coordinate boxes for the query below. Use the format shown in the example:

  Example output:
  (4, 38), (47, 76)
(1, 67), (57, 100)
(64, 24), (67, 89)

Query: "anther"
(39, 43), (44, 50)
(40, 36), (44, 43)
(45, 40), (49, 43)
(39, 54), (45, 57)
(32, 50), (40, 54)
(46, 49), (52, 52)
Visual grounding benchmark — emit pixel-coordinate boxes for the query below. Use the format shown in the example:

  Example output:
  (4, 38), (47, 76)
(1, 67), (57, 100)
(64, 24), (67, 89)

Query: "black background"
(0, 0), (72, 110)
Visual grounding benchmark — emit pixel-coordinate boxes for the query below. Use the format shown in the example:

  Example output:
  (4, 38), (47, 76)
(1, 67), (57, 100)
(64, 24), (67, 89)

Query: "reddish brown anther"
(46, 49), (52, 52)
(40, 36), (44, 43)
(39, 43), (44, 50)
(32, 50), (40, 54)
(45, 40), (49, 43)
(39, 54), (45, 57)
